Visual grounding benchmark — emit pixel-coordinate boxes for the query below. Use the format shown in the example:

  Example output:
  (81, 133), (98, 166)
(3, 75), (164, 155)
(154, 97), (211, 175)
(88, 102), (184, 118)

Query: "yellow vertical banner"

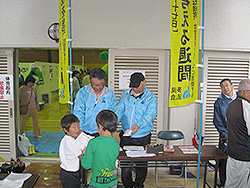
(169, 0), (200, 107)
(59, 0), (70, 104)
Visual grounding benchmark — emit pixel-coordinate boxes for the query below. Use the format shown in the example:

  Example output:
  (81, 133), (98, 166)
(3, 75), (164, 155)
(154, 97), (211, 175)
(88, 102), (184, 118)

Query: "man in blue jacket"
(213, 78), (237, 187)
(115, 72), (158, 188)
(73, 68), (117, 137)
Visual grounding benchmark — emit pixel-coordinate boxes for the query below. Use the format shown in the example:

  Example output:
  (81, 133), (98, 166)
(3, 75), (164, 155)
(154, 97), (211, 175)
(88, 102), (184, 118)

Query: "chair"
(155, 130), (187, 188)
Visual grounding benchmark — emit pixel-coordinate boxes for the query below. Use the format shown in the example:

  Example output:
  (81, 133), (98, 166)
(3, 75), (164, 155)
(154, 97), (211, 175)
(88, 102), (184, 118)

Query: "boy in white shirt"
(59, 114), (83, 188)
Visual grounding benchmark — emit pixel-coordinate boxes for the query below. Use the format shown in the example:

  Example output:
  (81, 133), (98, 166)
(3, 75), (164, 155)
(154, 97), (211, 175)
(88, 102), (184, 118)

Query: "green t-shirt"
(81, 136), (120, 187)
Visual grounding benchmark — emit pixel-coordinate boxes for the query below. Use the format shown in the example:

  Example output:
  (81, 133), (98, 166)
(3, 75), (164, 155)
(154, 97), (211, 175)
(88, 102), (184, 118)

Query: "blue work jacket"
(73, 84), (117, 134)
(213, 91), (237, 153)
(115, 87), (158, 138)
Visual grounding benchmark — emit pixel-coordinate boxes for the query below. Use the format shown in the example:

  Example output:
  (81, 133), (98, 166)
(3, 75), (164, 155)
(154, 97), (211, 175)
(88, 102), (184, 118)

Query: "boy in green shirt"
(81, 110), (120, 188)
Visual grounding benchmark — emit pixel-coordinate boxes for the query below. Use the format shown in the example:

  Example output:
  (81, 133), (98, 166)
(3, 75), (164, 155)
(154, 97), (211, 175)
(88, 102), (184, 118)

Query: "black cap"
(129, 72), (145, 88)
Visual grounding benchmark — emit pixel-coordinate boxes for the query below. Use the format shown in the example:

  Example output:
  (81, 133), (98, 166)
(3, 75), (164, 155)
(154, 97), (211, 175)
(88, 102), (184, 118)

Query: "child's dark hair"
(96, 110), (117, 133)
(61, 114), (79, 133)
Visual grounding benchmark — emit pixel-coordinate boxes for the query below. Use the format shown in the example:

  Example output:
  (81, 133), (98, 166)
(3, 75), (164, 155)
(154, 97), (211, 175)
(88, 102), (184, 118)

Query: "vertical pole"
(68, 0), (73, 112)
(196, 0), (205, 187)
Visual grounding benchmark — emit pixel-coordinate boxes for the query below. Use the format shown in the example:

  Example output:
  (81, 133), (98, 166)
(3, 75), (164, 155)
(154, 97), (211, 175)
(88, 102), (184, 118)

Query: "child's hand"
(82, 147), (87, 154)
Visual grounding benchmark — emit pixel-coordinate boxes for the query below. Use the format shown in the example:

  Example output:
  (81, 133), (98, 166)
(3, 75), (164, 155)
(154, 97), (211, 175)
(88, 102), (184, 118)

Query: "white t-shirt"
(59, 135), (82, 172)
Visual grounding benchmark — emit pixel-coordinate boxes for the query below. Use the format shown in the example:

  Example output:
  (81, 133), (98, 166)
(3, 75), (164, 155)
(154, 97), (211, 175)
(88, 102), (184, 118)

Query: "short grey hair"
(238, 79), (250, 93)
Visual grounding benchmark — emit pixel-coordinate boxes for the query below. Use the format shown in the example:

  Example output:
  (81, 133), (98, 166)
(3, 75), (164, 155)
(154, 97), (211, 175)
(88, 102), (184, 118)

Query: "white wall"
(0, 0), (170, 48)
(1, 0), (250, 143)
(1, 0), (250, 50)
(0, 1), (59, 47)
(205, 0), (250, 51)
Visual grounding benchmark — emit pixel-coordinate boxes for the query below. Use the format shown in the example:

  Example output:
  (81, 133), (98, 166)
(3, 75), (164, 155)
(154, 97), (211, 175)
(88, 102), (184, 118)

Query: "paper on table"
(123, 146), (145, 151)
(74, 132), (95, 150)
(178, 146), (199, 154)
(0, 172), (32, 188)
(125, 150), (156, 158)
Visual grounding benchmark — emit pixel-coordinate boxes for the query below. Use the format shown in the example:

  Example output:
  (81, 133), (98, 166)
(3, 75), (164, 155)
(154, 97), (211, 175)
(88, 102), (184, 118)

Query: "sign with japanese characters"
(119, 70), (145, 90)
(169, 0), (200, 107)
(59, 0), (70, 104)
(0, 75), (13, 100)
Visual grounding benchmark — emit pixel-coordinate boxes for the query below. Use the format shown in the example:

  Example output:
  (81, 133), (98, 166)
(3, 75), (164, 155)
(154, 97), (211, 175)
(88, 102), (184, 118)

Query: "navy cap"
(129, 72), (145, 88)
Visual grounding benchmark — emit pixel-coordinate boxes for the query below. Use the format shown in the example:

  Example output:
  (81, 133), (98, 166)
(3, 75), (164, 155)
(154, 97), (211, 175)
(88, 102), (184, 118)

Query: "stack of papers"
(125, 150), (156, 158)
(164, 145), (174, 152)
(178, 146), (199, 154)
(123, 146), (144, 151)
(123, 145), (155, 157)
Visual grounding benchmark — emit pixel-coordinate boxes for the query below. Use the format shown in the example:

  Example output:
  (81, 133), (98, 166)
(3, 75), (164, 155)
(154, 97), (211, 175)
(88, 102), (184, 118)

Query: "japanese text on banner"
(169, 0), (200, 107)
(59, 0), (70, 104)
(0, 75), (13, 100)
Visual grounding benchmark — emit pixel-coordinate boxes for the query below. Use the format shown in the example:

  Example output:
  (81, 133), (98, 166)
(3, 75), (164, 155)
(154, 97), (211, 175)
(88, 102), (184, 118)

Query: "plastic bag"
(17, 134), (33, 157)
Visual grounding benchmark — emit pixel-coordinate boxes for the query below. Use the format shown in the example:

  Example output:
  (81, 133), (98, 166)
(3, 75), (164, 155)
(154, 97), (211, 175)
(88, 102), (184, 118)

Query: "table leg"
(203, 160), (208, 188)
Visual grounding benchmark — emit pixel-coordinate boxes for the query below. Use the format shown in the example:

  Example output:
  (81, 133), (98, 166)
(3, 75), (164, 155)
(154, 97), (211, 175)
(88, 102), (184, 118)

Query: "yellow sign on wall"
(59, 0), (70, 104)
(169, 0), (200, 107)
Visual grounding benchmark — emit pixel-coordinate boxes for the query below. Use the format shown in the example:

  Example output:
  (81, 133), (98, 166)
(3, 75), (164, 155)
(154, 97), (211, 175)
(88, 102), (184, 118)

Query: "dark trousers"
(60, 168), (82, 188)
(218, 158), (227, 186)
(119, 131), (151, 188)
(218, 141), (227, 186)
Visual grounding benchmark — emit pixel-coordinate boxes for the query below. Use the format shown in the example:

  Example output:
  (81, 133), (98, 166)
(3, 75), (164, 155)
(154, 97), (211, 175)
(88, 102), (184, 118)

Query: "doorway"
(17, 48), (108, 159)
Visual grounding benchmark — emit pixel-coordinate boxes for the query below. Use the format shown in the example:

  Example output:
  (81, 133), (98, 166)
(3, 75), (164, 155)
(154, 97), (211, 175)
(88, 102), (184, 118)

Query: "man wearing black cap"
(115, 72), (158, 188)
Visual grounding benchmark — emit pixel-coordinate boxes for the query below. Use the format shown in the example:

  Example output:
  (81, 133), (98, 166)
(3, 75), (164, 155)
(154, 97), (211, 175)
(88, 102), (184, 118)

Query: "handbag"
(20, 88), (33, 115)
(20, 104), (29, 115)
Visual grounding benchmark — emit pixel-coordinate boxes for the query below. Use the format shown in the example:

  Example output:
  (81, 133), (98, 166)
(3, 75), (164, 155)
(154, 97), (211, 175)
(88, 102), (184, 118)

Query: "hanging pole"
(68, 0), (73, 112)
(196, 0), (205, 187)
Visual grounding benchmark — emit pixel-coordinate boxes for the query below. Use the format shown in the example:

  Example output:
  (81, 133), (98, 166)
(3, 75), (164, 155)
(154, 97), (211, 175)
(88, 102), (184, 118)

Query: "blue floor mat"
(25, 131), (65, 153)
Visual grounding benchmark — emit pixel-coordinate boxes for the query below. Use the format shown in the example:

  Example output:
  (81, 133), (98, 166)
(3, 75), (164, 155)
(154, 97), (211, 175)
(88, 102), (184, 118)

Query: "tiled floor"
(24, 92), (69, 132)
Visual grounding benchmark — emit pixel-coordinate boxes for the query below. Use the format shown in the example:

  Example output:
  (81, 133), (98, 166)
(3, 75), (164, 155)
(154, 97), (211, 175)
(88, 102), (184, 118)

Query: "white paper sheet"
(125, 150), (156, 158)
(123, 146), (145, 151)
(74, 132), (94, 150)
(0, 172), (32, 188)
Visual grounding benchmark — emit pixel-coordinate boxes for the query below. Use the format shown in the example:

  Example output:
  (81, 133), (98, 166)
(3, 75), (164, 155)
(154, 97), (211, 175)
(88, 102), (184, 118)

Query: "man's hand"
(225, 140), (228, 144)
(131, 124), (139, 134)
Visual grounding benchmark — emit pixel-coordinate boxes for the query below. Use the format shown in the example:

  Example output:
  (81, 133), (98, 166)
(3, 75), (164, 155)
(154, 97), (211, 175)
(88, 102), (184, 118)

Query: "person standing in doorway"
(225, 79), (250, 188)
(19, 75), (41, 137)
(81, 71), (90, 87)
(114, 72), (158, 188)
(73, 68), (117, 137)
(213, 78), (237, 187)
(72, 70), (81, 101)
(18, 67), (25, 88)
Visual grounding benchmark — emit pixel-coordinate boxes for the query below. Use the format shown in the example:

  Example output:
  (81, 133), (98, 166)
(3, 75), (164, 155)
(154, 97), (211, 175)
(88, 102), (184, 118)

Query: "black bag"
(20, 88), (33, 115)
(146, 144), (164, 154)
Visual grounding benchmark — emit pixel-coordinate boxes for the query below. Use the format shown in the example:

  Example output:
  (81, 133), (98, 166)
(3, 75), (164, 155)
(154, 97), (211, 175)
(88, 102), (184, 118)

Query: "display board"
(19, 62), (59, 104)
